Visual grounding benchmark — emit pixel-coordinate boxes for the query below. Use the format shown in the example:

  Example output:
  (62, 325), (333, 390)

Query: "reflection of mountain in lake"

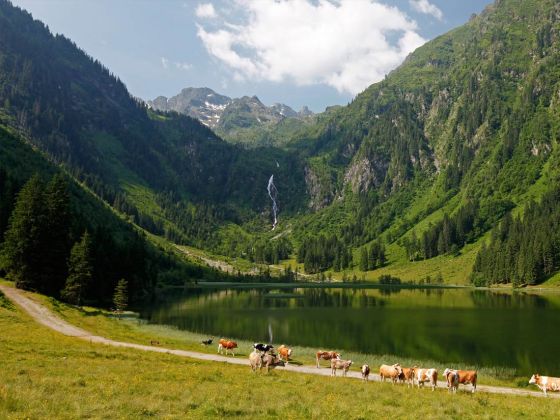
(138, 287), (560, 374)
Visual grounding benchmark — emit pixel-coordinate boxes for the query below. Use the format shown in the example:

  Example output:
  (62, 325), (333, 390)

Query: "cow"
(529, 374), (560, 397)
(261, 353), (285, 373)
(249, 351), (263, 372)
(399, 367), (416, 388)
(217, 339), (238, 356)
(443, 368), (459, 393)
(379, 364), (403, 384)
(278, 345), (292, 364)
(361, 364), (370, 382)
(201, 338), (213, 346)
(253, 343), (274, 354)
(150, 340), (160, 346)
(415, 368), (438, 391)
(331, 359), (353, 377)
(316, 351), (341, 368)
(444, 369), (477, 393)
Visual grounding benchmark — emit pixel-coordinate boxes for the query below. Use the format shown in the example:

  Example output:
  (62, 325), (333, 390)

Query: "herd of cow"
(214, 339), (560, 396)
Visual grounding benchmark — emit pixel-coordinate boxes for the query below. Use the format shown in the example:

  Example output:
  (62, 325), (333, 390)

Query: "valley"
(3, 0), (560, 416)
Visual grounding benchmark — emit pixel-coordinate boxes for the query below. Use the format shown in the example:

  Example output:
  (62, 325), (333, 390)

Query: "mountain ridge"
(147, 87), (315, 147)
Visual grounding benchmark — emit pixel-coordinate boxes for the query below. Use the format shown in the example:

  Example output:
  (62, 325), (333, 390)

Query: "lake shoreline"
(170, 281), (560, 293)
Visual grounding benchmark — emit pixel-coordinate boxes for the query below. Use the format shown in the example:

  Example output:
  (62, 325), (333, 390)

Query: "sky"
(12, 0), (492, 112)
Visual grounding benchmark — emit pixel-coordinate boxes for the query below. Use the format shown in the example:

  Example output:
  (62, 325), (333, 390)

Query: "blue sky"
(12, 0), (491, 112)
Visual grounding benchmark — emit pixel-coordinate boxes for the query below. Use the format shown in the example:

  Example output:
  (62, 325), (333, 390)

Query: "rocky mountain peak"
(147, 87), (313, 130)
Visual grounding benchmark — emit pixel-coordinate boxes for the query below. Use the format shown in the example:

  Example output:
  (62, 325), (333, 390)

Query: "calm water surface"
(137, 286), (560, 374)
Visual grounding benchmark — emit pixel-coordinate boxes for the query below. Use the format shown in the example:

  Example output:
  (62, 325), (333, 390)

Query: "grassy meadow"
(9, 282), (549, 390)
(2, 288), (560, 419)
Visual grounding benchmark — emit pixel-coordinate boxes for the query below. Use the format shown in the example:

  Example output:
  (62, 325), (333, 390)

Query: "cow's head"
(335, 352), (341, 360)
(392, 363), (403, 375)
(529, 374), (539, 384)
(287, 348), (292, 356)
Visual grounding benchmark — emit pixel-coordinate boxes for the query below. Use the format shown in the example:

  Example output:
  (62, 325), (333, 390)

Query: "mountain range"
(148, 87), (314, 147)
(1, 0), (560, 292)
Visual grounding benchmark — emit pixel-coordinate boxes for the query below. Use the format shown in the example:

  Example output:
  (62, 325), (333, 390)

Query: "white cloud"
(175, 62), (192, 71)
(196, 0), (426, 95)
(409, 0), (443, 21)
(195, 3), (217, 19)
(161, 57), (192, 71)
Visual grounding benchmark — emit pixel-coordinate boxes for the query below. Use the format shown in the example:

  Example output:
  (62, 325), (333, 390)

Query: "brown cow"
(399, 367), (416, 388)
(278, 345), (292, 364)
(379, 364), (403, 384)
(529, 374), (560, 397)
(331, 359), (353, 376)
(415, 368), (438, 391)
(316, 350), (341, 368)
(444, 369), (477, 393)
(443, 368), (459, 393)
(261, 353), (285, 372)
(217, 338), (238, 356)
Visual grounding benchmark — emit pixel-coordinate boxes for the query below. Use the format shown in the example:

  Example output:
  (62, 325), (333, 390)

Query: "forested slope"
(2, 0), (560, 286)
(284, 0), (560, 285)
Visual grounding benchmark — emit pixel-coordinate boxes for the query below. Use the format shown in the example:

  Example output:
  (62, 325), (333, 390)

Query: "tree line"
(471, 188), (560, 286)
(358, 240), (387, 271)
(402, 199), (513, 261)
(297, 235), (352, 274)
(249, 237), (292, 265)
(0, 173), (140, 304)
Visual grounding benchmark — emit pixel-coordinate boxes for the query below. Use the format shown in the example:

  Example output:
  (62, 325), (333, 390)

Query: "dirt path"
(1, 284), (557, 399)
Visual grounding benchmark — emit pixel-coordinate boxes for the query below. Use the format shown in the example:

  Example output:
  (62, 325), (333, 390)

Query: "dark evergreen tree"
(359, 247), (368, 271)
(42, 174), (71, 295)
(61, 231), (93, 305)
(113, 278), (128, 313)
(1, 174), (46, 290)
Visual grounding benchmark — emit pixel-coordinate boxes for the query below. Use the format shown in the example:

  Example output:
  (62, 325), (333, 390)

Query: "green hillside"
(2, 0), (560, 288)
(279, 0), (560, 285)
(0, 0), (307, 251)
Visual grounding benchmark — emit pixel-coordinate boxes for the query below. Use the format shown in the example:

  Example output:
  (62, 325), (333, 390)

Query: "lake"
(137, 285), (560, 375)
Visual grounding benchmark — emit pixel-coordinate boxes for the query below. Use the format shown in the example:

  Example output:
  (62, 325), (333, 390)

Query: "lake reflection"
(137, 287), (560, 374)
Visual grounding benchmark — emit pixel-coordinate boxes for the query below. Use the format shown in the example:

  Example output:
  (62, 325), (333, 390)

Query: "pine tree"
(359, 247), (368, 271)
(42, 174), (71, 295)
(368, 243), (377, 270)
(113, 278), (128, 314)
(61, 231), (93, 305)
(1, 174), (47, 291)
(378, 243), (386, 266)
